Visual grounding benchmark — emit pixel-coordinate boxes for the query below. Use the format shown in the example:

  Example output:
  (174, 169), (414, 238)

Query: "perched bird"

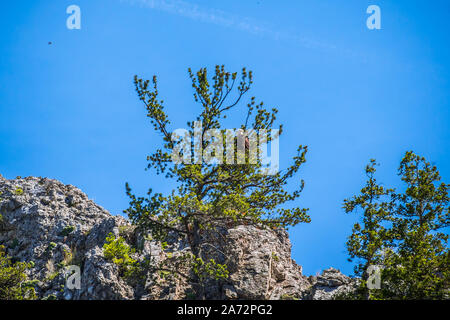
(237, 130), (250, 151)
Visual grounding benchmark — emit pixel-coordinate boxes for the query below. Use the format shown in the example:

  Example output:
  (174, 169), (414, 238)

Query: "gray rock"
(0, 176), (357, 300)
(304, 268), (358, 300)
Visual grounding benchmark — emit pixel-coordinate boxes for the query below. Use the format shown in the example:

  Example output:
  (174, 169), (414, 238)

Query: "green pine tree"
(125, 65), (310, 298)
(344, 152), (449, 300)
(375, 151), (449, 299)
(343, 159), (395, 298)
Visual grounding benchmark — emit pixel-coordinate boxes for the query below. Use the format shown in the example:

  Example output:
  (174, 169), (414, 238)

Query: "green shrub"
(44, 242), (57, 256)
(13, 188), (24, 196)
(56, 247), (74, 269)
(103, 233), (137, 278)
(271, 252), (279, 262)
(192, 257), (229, 281)
(59, 225), (75, 237)
(22, 279), (40, 291)
(45, 271), (59, 282)
(0, 246), (37, 300)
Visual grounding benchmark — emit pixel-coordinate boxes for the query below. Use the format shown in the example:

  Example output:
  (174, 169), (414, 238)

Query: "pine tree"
(343, 159), (394, 298)
(344, 152), (449, 299)
(376, 151), (449, 299)
(125, 65), (309, 298)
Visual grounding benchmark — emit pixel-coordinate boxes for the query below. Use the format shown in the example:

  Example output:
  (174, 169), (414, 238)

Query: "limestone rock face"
(305, 268), (358, 300)
(0, 175), (356, 300)
(0, 175), (133, 299)
(221, 225), (311, 300)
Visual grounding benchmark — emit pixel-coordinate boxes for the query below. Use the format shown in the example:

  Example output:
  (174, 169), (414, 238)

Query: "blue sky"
(0, 0), (449, 276)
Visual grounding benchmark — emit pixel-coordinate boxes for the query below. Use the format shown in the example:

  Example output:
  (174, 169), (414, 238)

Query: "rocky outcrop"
(221, 225), (311, 299)
(0, 175), (133, 299)
(304, 268), (359, 300)
(0, 175), (357, 300)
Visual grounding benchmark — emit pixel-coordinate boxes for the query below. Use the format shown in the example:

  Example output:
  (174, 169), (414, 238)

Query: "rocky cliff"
(0, 175), (357, 300)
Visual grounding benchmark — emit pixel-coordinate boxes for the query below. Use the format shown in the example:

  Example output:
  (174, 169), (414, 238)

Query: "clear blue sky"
(1, 0), (449, 276)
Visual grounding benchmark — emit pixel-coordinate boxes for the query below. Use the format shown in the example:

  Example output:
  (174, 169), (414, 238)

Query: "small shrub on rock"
(103, 233), (137, 278)
(0, 245), (37, 300)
